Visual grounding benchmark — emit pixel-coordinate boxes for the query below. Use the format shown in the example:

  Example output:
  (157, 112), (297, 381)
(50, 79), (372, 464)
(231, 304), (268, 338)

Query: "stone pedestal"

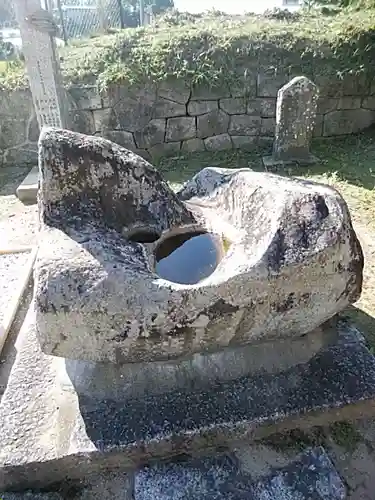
(0, 307), (375, 493)
(0, 130), (374, 499)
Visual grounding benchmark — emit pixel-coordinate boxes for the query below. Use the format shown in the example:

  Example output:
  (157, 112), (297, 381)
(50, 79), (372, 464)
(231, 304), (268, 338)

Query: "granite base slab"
(0, 446), (346, 499)
(262, 154), (319, 169)
(135, 446), (346, 500)
(1, 308), (375, 490)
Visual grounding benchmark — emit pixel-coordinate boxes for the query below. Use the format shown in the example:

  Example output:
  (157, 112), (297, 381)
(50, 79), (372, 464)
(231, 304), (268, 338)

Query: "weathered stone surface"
(35, 128), (363, 363)
(315, 73), (369, 98)
(230, 72), (257, 98)
(204, 133), (232, 151)
(165, 117), (196, 142)
(135, 455), (247, 500)
(63, 324), (333, 402)
(317, 97), (338, 115)
(257, 70), (290, 98)
(1, 309), (374, 490)
(219, 98), (247, 115)
(153, 98), (185, 119)
(246, 103), (261, 116)
(340, 73), (369, 97)
(260, 117), (275, 136)
(69, 85), (102, 110)
(134, 149), (152, 162)
(314, 114), (324, 137)
(2, 495), (63, 499)
(149, 141), (181, 158)
(197, 110), (230, 138)
(258, 136), (273, 147)
(92, 108), (112, 133)
(5, 143), (38, 167)
(68, 110), (95, 136)
(191, 84), (230, 101)
(250, 447), (346, 499)
(78, 471), (134, 500)
(104, 130), (137, 151)
(362, 96), (375, 110)
(157, 81), (191, 105)
(35, 128), (195, 363)
(273, 76), (319, 162)
(181, 137), (205, 152)
(231, 136), (258, 149)
(337, 96), (362, 110)
(0, 116), (28, 150)
(0, 89), (34, 117)
(134, 119), (166, 148)
(188, 100), (218, 116)
(104, 85), (156, 132)
(28, 114), (40, 143)
(258, 98), (276, 117)
(135, 448), (346, 500)
(323, 109), (375, 136)
(228, 115), (260, 135)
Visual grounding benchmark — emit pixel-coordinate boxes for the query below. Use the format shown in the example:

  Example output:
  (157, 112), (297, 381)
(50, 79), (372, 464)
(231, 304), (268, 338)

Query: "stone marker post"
(12, 0), (66, 129)
(263, 76), (319, 168)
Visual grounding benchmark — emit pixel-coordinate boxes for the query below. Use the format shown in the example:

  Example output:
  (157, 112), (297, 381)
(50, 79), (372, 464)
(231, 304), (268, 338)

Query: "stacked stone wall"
(1, 68), (375, 167)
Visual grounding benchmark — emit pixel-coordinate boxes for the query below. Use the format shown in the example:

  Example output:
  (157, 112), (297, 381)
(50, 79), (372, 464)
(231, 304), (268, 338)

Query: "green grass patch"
(2, 7), (375, 91)
(329, 421), (362, 451)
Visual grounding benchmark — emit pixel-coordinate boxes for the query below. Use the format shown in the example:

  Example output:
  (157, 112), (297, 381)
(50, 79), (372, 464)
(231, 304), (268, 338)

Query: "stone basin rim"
(125, 222), (228, 251)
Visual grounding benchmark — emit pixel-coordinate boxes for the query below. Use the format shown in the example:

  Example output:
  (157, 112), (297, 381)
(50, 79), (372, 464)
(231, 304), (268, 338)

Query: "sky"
(173, 0), (282, 14)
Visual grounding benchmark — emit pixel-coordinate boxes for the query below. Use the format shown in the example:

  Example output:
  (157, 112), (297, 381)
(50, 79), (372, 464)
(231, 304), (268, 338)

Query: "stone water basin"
(34, 128), (363, 364)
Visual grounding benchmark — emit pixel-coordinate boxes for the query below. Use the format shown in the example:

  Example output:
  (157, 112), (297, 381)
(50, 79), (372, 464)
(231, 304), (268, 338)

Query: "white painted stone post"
(12, 0), (66, 129)
(263, 76), (319, 168)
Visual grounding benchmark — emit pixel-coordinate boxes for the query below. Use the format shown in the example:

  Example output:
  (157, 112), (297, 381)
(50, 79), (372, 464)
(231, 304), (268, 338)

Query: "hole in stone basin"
(126, 228), (161, 244)
(154, 230), (230, 285)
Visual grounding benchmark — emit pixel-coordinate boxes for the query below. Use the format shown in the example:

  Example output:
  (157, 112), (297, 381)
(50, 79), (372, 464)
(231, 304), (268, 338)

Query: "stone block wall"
(0, 90), (39, 169)
(1, 69), (375, 168)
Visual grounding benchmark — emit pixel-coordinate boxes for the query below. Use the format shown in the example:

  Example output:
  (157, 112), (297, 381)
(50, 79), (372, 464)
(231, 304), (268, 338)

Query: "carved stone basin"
(35, 128), (363, 363)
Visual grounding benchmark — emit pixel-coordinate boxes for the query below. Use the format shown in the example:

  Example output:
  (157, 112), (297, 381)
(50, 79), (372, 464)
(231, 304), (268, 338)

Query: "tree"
(119, 0), (174, 27)
(0, 34), (16, 61)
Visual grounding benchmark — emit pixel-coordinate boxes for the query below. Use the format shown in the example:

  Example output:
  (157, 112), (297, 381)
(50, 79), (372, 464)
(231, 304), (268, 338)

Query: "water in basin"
(155, 230), (229, 285)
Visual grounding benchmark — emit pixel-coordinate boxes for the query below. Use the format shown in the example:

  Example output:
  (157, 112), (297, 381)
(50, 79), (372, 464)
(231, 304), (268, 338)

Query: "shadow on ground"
(339, 305), (375, 352)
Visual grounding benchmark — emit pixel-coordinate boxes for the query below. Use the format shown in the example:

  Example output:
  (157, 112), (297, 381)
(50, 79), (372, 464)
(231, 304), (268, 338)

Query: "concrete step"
(16, 166), (38, 204)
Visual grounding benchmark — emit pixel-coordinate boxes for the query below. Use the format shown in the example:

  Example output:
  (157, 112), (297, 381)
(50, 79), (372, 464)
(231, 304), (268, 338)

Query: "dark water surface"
(155, 231), (228, 285)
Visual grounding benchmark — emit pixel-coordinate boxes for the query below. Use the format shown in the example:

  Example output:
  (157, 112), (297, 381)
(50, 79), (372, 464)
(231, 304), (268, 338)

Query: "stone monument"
(1, 129), (375, 498)
(12, 0), (65, 129)
(263, 76), (319, 168)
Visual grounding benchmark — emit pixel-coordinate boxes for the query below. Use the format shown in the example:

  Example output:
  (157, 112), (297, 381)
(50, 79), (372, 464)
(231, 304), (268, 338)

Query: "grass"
(329, 421), (362, 451)
(2, 6), (375, 91)
(157, 127), (375, 348)
(263, 422), (362, 453)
